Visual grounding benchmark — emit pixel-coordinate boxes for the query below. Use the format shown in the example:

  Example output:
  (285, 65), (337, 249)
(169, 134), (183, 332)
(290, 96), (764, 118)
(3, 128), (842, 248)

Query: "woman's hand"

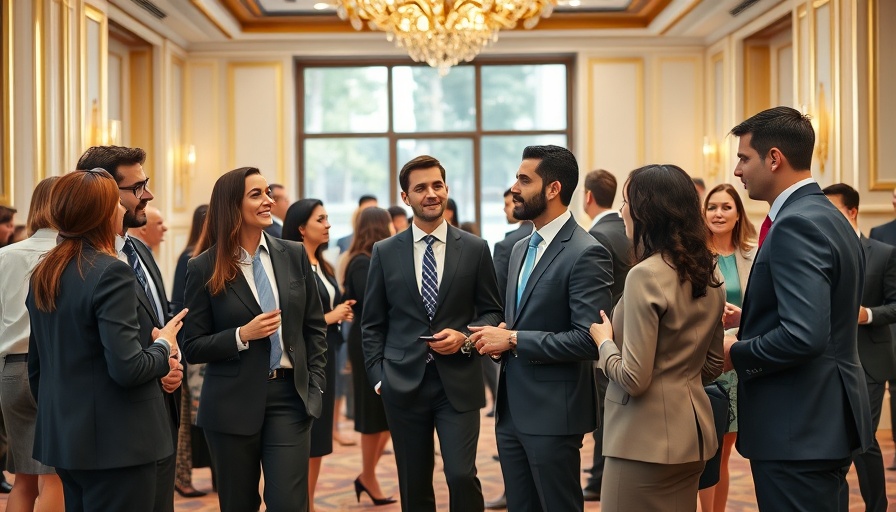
(722, 303), (742, 330)
(589, 310), (614, 349)
(154, 308), (188, 356)
(240, 310), (281, 342)
(325, 299), (356, 325)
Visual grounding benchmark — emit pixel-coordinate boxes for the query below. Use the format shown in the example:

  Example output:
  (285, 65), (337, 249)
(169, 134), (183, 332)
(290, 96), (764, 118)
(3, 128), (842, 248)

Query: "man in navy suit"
(362, 156), (502, 511)
(730, 107), (872, 511)
(471, 145), (613, 512)
(824, 183), (896, 512)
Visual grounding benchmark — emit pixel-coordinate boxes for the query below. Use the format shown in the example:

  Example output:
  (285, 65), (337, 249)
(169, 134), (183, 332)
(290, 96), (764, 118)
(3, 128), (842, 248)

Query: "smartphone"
(419, 335), (439, 342)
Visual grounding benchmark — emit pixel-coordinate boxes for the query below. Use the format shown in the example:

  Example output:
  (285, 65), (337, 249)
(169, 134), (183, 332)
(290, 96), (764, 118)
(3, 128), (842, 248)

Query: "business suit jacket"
(361, 224), (503, 412)
(264, 221), (282, 239)
(27, 247), (173, 469)
(589, 213), (631, 307)
(731, 183), (873, 461)
(597, 254), (725, 463)
(493, 222), (533, 304)
(857, 235), (896, 383)
(500, 216), (613, 435)
(870, 218), (896, 247)
(129, 236), (179, 427)
(183, 234), (328, 436)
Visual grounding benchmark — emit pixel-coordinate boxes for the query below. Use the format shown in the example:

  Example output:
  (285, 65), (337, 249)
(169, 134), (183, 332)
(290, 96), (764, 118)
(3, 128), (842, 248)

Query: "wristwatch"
(461, 329), (475, 356)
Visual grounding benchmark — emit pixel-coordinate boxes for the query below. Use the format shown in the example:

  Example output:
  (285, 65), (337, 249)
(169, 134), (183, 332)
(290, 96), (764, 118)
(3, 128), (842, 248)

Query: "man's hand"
(858, 307), (870, 325)
(723, 303), (742, 330)
(428, 328), (466, 355)
(470, 325), (514, 356)
(161, 357), (183, 394)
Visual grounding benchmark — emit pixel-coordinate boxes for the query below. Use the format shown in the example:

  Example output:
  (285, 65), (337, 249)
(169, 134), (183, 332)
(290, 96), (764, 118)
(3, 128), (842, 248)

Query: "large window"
(297, 58), (573, 249)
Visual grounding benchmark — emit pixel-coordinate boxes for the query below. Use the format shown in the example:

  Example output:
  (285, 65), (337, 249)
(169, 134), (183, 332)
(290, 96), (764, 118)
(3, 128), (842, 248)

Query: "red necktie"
(758, 215), (772, 248)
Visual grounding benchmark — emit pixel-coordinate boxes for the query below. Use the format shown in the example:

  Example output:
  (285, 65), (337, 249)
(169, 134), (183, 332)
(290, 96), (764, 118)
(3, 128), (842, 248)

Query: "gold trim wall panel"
(1, 0), (12, 205)
(81, 4), (107, 153)
(227, 61), (284, 185)
(170, 55), (187, 211)
(652, 56), (702, 176)
(868, 0), (892, 191)
(184, 61), (219, 210)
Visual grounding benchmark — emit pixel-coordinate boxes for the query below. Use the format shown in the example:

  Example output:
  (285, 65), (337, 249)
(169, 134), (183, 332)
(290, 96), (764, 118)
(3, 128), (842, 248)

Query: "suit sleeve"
(361, 244), (388, 387)
(182, 257), (242, 363)
(28, 330), (39, 401)
(95, 262), (171, 386)
(869, 244), (896, 326)
(493, 241), (510, 305)
(516, 242), (612, 362)
(730, 214), (838, 380)
(471, 242), (504, 328)
(299, 247), (328, 392)
(597, 264), (662, 397)
(703, 315), (725, 384)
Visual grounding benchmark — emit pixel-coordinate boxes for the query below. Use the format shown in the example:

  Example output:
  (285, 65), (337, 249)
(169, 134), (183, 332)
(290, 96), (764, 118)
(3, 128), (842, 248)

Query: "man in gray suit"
(471, 145), (613, 512)
(362, 155), (503, 512)
(824, 183), (896, 512)
(582, 168), (632, 501)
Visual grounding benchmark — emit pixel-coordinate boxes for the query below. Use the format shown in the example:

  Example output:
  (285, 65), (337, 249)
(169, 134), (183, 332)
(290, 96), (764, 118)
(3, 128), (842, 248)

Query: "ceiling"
(109, 0), (785, 46)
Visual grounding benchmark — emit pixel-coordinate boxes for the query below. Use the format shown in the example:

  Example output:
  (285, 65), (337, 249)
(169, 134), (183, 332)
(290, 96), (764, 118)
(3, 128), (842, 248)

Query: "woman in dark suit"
(343, 207), (396, 505)
(282, 198), (355, 512)
(27, 169), (185, 511)
(590, 164), (725, 511)
(183, 167), (327, 512)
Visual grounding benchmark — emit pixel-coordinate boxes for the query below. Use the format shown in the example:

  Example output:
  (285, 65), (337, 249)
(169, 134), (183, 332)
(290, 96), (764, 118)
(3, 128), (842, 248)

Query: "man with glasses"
(76, 146), (183, 512)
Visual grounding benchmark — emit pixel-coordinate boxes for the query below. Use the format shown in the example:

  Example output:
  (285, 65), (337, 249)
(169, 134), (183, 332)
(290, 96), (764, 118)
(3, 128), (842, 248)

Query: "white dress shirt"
(234, 237), (291, 369)
(411, 220), (449, 293)
(0, 229), (58, 356)
(518, 209), (572, 289)
(768, 177), (816, 221)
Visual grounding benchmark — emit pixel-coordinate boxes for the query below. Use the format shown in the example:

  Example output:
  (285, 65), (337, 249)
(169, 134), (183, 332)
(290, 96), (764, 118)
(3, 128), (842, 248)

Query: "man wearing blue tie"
(471, 145), (613, 512)
(361, 155), (503, 512)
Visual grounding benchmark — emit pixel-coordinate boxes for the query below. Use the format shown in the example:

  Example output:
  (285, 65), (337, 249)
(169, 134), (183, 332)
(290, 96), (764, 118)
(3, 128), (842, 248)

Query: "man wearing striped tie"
(76, 146), (183, 512)
(361, 155), (503, 512)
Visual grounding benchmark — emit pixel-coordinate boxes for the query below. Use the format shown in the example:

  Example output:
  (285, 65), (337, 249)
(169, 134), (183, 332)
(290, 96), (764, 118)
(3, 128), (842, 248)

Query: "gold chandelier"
(336, 0), (556, 75)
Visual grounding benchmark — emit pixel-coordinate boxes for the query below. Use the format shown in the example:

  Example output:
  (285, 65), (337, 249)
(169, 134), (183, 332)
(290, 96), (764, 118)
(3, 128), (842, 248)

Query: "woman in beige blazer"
(699, 183), (756, 512)
(590, 164), (725, 511)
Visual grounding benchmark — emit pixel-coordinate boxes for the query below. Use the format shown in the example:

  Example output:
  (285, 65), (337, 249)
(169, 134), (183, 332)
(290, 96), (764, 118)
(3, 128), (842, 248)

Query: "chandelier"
(336, 0), (556, 75)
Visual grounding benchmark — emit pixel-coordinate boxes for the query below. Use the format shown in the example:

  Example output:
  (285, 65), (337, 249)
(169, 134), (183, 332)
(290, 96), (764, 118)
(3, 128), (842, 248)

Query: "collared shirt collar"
(589, 210), (618, 230)
(238, 235), (271, 265)
(535, 209), (572, 249)
(411, 219), (449, 244)
(768, 177), (815, 221)
(115, 234), (127, 254)
(32, 228), (58, 240)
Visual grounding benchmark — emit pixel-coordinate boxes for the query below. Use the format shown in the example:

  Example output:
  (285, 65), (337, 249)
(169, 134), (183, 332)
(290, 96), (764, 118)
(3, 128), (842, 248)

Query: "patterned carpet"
(4, 410), (896, 511)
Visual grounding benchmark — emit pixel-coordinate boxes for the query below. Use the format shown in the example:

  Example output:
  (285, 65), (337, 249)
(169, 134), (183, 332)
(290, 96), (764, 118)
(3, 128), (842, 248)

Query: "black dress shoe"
(0, 480), (13, 493)
(485, 493), (507, 510)
(583, 488), (601, 501)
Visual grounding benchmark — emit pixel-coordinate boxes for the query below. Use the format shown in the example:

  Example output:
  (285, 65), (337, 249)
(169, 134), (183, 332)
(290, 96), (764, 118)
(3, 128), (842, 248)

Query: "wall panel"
(227, 61), (283, 184)
(653, 56), (702, 174)
(586, 58), (643, 185)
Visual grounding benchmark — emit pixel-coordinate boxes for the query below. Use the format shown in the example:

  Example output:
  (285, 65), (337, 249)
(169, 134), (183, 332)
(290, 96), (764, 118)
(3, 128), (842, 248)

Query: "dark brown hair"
(31, 169), (119, 311)
(282, 198), (334, 279)
(626, 164), (721, 298)
(26, 176), (59, 234)
(183, 204), (209, 255)
(730, 106), (815, 171)
(399, 155), (446, 193)
(76, 146), (147, 183)
(584, 169), (617, 208)
(194, 167), (260, 295)
(703, 183), (757, 252)
(345, 207), (393, 287)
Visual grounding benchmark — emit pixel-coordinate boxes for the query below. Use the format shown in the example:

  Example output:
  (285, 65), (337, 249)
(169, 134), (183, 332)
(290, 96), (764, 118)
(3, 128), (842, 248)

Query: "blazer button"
(288, 346), (294, 352)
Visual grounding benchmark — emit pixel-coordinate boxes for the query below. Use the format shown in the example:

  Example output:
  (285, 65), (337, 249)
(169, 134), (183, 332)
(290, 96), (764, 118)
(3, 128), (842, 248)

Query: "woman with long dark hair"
(170, 203), (210, 498)
(281, 198), (355, 512)
(590, 164), (725, 511)
(183, 167), (327, 512)
(343, 206), (396, 506)
(27, 169), (185, 511)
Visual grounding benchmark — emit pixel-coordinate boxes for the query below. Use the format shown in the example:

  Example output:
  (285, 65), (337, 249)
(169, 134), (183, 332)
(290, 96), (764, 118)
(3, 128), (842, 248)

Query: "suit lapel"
(397, 229), (430, 320)
(434, 226), (462, 316)
(516, 217), (575, 315)
(506, 236), (528, 324)
(128, 238), (164, 327)
(267, 235), (292, 318)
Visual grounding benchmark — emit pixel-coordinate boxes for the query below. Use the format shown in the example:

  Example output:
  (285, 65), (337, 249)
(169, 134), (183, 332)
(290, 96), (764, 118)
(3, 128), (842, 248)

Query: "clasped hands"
(469, 323), (512, 356)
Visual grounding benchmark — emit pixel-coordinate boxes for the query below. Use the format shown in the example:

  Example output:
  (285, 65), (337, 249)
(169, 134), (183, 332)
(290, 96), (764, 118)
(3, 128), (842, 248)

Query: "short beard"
(411, 201), (445, 223)
(512, 188), (548, 221)
(123, 203), (148, 229)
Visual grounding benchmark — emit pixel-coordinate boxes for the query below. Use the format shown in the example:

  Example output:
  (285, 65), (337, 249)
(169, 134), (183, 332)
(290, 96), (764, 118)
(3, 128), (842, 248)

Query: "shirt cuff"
(865, 307), (874, 324)
(152, 339), (171, 357)
(599, 338), (613, 350)
(375, 381), (381, 393)
(235, 327), (250, 351)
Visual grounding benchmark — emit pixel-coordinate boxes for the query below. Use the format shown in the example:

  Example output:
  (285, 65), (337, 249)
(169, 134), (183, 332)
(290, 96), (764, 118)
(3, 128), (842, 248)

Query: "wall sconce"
(107, 119), (122, 146)
(703, 136), (720, 179)
(815, 84), (830, 174)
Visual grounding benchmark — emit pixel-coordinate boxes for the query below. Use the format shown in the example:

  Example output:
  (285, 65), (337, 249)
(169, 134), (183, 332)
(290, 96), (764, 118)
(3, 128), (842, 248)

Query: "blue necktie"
(122, 238), (161, 324)
(517, 232), (544, 308)
(421, 235), (439, 320)
(253, 249), (282, 371)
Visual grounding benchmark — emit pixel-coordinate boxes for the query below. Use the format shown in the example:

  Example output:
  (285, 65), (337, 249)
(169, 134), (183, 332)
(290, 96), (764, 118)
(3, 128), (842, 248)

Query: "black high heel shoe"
(354, 477), (397, 506)
(174, 484), (207, 498)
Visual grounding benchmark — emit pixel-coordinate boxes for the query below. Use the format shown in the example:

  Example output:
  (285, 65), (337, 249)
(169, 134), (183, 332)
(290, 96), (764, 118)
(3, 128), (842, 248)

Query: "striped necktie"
(421, 235), (439, 320)
(122, 238), (161, 324)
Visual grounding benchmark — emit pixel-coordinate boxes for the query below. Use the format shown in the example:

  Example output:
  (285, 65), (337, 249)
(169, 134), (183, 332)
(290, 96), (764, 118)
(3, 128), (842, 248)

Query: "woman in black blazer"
(282, 198), (355, 511)
(27, 169), (185, 511)
(183, 167), (327, 512)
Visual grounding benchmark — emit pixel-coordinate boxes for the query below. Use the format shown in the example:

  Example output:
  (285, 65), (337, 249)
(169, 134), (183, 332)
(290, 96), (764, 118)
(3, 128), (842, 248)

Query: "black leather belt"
(5, 353), (27, 363)
(268, 368), (293, 381)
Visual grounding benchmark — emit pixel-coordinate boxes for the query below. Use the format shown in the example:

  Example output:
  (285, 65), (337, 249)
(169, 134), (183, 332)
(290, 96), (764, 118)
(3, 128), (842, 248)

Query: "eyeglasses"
(119, 178), (150, 199)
